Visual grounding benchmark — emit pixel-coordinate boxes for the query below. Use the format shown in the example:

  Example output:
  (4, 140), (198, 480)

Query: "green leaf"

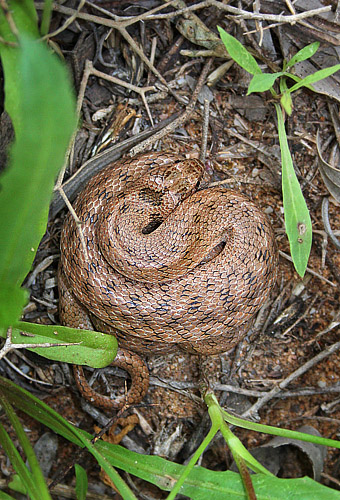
(0, 427), (31, 495)
(0, 0), (39, 133)
(0, 394), (51, 499)
(217, 26), (262, 75)
(286, 42), (320, 69)
(247, 72), (283, 94)
(0, 321), (117, 367)
(78, 437), (138, 499)
(75, 465), (88, 500)
(7, 475), (28, 495)
(0, 285), (28, 329)
(275, 104), (312, 277)
(282, 73), (314, 91)
(0, 36), (76, 329)
(98, 442), (340, 499)
(289, 64), (340, 93)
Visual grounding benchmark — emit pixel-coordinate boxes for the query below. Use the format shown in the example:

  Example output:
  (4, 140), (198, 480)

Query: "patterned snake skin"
(58, 152), (278, 409)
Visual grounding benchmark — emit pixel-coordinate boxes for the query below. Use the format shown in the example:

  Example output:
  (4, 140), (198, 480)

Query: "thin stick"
(200, 99), (210, 164)
(143, 1), (332, 24)
(130, 57), (214, 156)
(279, 250), (337, 288)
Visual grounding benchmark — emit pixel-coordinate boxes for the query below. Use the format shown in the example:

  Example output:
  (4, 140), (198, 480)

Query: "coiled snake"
(58, 152), (278, 409)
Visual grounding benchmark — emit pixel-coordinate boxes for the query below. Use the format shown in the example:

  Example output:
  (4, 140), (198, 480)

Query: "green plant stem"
(166, 423), (219, 500)
(232, 455), (257, 500)
(210, 403), (257, 499)
(205, 393), (274, 499)
(40, 0), (53, 35)
(221, 405), (340, 449)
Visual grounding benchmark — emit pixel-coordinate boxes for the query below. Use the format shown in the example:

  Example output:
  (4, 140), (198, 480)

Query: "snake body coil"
(59, 152), (278, 409)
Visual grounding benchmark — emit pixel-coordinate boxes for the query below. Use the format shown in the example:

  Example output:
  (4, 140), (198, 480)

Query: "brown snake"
(58, 152), (278, 409)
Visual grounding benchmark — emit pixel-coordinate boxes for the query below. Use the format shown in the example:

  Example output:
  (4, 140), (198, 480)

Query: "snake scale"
(58, 152), (278, 409)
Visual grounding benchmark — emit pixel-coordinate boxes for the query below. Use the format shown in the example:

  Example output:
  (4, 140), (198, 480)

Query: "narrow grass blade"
(0, 424), (48, 499)
(0, 490), (17, 499)
(75, 464), (88, 500)
(289, 64), (340, 93)
(0, 395), (51, 499)
(0, 377), (136, 499)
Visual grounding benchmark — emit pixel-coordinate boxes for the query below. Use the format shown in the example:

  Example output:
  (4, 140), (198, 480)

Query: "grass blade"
(1, 377), (339, 499)
(75, 464), (88, 500)
(0, 377), (137, 499)
(0, 394), (51, 499)
(0, 425), (36, 497)
(275, 104), (312, 276)
(289, 64), (340, 93)
(0, 491), (17, 499)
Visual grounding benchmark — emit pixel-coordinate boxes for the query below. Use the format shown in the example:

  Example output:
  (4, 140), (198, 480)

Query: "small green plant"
(218, 28), (340, 278)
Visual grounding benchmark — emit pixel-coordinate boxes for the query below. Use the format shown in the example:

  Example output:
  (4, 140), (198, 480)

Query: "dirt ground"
(1, 1), (340, 498)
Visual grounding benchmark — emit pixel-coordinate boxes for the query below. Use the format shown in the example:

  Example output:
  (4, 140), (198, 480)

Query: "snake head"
(158, 158), (205, 200)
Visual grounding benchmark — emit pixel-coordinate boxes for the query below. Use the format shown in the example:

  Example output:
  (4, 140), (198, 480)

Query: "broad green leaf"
(0, 285), (28, 329)
(0, 36), (76, 328)
(0, 395), (51, 499)
(286, 42), (320, 69)
(0, 321), (117, 367)
(280, 91), (293, 115)
(289, 64), (340, 93)
(8, 475), (30, 495)
(275, 104), (312, 277)
(2, 377), (340, 500)
(247, 72), (283, 94)
(217, 26), (262, 75)
(97, 442), (340, 499)
(0, 0), (39, 133)
(75, 465), (88, 500)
